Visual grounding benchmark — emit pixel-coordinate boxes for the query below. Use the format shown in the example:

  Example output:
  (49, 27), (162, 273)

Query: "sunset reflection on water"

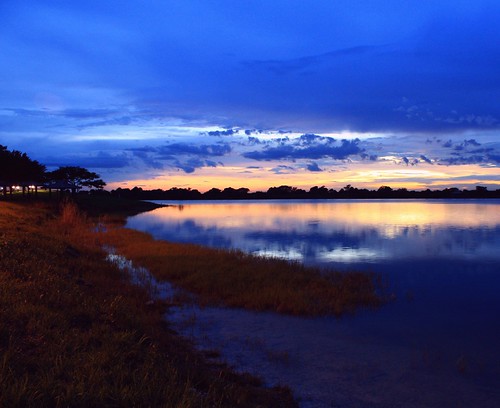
(150, 199), (500, 227)
(127, 199), (500, 265)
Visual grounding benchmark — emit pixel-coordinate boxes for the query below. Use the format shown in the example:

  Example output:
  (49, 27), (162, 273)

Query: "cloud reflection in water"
(126, 200), (500, 266)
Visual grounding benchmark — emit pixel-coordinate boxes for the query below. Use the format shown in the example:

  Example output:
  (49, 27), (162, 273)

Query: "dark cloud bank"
(243, 134), (368, 162)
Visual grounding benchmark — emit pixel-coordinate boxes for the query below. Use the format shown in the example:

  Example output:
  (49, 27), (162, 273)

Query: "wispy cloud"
(244, 45), (383, 75)
(174, 158), (220, 174)
(127, 142), (231, 173)
(43, 151), (130, 169)
(156, 143), (231, 158)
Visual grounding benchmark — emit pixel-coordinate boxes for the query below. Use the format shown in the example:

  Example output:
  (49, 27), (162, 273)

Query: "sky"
(1, 0), (500, 192)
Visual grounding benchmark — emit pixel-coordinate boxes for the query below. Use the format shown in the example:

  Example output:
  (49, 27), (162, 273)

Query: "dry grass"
(103, 226), (383, 317)
(0, 200), (297, 407)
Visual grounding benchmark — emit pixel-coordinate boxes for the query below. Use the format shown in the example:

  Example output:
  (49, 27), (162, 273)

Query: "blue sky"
(1, 0), (500, 191)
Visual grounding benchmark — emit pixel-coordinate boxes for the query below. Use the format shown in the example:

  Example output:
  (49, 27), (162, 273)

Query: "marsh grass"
(0, 200), (297, 407)
(103, 226), (383, 316)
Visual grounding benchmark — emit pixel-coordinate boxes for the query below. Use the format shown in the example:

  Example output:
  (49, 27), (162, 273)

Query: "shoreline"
(0, 198), (298, 406)
(97, 197), (383, 317)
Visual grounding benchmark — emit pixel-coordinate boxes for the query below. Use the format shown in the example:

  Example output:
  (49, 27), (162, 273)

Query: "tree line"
(112, 184), (500, 200)
(0, 145), (105, 196)
(3, 144), (497, 200)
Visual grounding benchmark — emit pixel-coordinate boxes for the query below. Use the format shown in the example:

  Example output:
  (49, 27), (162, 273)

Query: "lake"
(127, 199), (500, 407)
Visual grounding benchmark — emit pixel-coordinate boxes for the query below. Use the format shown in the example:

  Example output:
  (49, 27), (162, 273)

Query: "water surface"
(129, 199), (500, 264)
(127, 200), (500, 407)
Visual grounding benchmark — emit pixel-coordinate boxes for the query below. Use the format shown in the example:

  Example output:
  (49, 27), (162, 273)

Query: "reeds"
(103, 225), (383, 317)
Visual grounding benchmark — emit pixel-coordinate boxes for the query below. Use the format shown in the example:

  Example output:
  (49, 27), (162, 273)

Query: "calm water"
(127, 200), (500, 407)
(128, 199), (500, 264)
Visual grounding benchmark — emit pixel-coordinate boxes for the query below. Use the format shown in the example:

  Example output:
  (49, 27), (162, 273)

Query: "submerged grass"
(0, 199), (297, 407)
(103, 218), (383, 317)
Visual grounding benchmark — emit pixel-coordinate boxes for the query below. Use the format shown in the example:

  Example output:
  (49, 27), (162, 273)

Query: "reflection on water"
(127, 199), (500, 265)
(126, 199), (500, 407)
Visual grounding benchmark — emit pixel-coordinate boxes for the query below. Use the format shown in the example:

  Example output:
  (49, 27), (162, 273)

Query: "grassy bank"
(104, 227), (383, 316)
(0, 199), (296, 407)
(91, 196), (383, 317)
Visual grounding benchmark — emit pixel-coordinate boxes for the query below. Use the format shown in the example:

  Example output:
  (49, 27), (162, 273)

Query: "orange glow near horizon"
(107, 162), (500, 193)
(143, 200), (500, 230)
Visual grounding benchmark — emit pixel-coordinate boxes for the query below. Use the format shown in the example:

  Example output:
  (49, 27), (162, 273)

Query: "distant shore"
(110, 184), (500, 201)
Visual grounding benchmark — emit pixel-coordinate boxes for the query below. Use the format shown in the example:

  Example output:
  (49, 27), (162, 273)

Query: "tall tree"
(46, 166), (105, 191)
(0, 145), (46, 195)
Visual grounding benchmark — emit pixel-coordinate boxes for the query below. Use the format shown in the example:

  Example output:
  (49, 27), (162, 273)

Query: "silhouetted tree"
(309, 186), (329, 198)
(110, 183), (500, 201)
(0, 145), (46, 196)
(204, 188), (222, 199)
(46, 166), (105, 192)
(221, 187), (250, 199)
(267, 185), (307, 198)
(378, 186), (393, 193)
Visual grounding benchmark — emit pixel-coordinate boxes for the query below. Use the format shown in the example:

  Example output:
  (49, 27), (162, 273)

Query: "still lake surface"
(127, 199), (500, 407)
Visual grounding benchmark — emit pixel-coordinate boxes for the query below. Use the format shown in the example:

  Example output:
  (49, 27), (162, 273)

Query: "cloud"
(371, 135), (500, 169)
(360, 153), (378, 161)
(43, 151), (130, 169)
(487, 154), (500, 164)
(271, 165), (296, 174)
(401, 156), (420, 166)
(61, 108), (121, 120)
(237, 30), (500, 133)
(5, 107), (131, 124)
(464, 139), (481, 147)
(307, 162), (323, 172)
(449, 174), (500, 182)
(440, 152), (500, 166)
(247, 136), (263, 145)
(130, 147), (164, 169)
(244, 45), (382, 75)
(77, 116), (134, 129)
(434, 138), (500, 166)
(207, 129), (239, 137)
(127, 142), (231, 173)
(420, 155), (433, 164)
(2, 1), (500, 135)
(156, 143), (231, 158)
(243, 134), (364, 161)
(175, 158), (220, 174)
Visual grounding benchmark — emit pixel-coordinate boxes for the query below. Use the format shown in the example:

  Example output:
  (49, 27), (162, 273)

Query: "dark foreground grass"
(0, 200), (296, 407)
(74, 193), (165, 221)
